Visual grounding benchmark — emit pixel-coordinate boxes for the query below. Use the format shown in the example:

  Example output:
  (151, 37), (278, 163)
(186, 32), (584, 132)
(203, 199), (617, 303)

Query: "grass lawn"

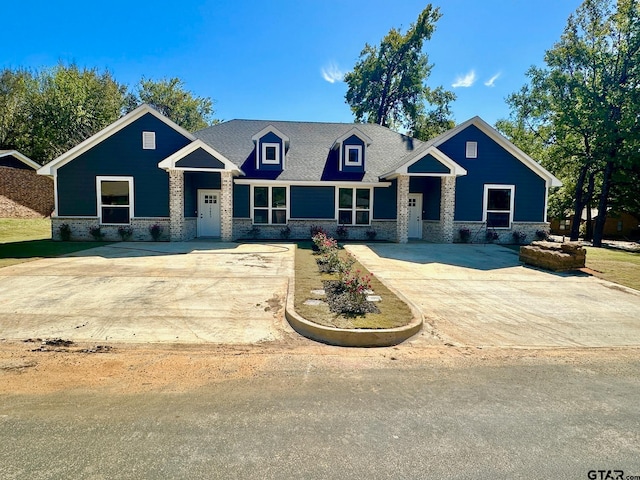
(585, 246), (640, 291)
(0, 218), (110, 268)
(294, 242), (413, 329)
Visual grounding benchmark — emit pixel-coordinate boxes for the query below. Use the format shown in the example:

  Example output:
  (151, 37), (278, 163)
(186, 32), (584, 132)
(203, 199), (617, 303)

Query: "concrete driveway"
(346, 243), (640, 348)
(0, 242), (295, 344)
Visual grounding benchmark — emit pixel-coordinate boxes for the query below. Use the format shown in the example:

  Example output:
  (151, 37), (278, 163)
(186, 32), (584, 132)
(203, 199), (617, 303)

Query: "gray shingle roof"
(194, 120), (424, 182)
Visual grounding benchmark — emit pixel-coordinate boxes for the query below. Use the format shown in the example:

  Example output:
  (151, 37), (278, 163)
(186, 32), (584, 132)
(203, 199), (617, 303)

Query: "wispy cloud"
(484, 72), (501, 87)
(321, 62), (344, 84)
(452, 70), (476, 88)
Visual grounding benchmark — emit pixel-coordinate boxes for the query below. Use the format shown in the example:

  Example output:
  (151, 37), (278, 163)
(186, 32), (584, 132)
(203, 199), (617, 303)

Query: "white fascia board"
(234, 179), (391, 187)
(158, 139), (244, 175)
(251, 125), (290, 144)
(433, 116), (562, 188)
(37, 104), (196, 176)
(0, 150), (42, 171)
(381, 146), (467, 179)
(332, 126), (373, 147)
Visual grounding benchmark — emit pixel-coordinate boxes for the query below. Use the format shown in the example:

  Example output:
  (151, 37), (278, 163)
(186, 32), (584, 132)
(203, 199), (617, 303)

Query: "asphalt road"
(2, 354), (639, 480)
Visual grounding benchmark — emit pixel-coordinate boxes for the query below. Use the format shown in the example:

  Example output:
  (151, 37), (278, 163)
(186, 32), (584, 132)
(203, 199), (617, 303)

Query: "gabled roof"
(194, 120), (423, 183)
(251, 125), (290, 145)
(158, 139), (243, 175)
(0, 150), (41, 170)
(381, 145), (467, 179)
(332, 127), (373, 147)
(435, 116), (562, 188)
(37, 104), (196, 176)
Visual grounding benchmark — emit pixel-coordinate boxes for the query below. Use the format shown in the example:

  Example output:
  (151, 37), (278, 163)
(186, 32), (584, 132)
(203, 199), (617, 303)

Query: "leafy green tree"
(344, 4), (455, 139)
(126, 78), (216, 132)
(499, 0), (640, 246)
(0, 68), (35, 153)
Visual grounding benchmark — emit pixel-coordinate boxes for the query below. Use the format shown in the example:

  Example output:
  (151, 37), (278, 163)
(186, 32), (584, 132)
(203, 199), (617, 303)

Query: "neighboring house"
(37, 104), (561, 243)
(551, 209), (640, 239)
(0, 150), (54, 218)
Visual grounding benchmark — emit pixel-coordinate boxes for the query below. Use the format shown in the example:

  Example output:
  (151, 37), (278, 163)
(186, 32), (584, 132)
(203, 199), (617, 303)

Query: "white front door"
(197, 189), (221, 237)
(408, 193), (423, 239)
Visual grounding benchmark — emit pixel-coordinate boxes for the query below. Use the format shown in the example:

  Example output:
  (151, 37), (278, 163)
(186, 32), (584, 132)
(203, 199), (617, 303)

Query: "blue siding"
(258, 131), (284, 171)
(407, 154), (450, 174)
(233, 184), (250, 218)
(410, 177), (441, 220)
(57, 113), (191, 217)
(437, 125), (546, 222)
(184, 172), (221, 218)
(373, 181), (396, 219)
(0, 155), (33, 170)
(290, 186), (334, 219)
(341, 135), (365, 173)
(176, 148), (225, 169)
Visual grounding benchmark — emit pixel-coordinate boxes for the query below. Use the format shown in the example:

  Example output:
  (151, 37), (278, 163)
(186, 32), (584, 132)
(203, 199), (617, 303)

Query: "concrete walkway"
(0, 242), (295, 344)
(346, 243), (640, 348)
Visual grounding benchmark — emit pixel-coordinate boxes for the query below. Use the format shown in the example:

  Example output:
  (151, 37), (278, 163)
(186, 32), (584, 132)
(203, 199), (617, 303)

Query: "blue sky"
(3, 0), (583, 128)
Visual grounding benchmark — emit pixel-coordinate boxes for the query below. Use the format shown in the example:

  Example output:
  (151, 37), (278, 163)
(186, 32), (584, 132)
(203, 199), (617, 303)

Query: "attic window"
(345, 146), (362, 166)
(466, 141), (477, 159)
(142, 131), (156, 150)
(262, 143), (280, 165)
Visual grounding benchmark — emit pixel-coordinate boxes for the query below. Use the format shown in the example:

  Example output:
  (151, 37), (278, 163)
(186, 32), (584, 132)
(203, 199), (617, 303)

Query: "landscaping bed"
(294, 240), (412, 330)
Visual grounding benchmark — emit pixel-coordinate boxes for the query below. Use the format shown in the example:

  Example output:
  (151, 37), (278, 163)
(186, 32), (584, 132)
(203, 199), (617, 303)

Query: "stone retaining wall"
(519, 241), (586, 271)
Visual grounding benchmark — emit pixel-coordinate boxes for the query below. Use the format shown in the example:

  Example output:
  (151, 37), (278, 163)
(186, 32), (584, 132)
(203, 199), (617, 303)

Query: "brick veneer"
(0, 167), (54, 218)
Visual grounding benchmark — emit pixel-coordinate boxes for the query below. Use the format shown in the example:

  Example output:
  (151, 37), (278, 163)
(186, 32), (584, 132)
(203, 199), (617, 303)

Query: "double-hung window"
(97, 176), (134, 224)
(338, 187), (371, 225)
(483, 184), (514, 228)
(253, 186), (287, 224)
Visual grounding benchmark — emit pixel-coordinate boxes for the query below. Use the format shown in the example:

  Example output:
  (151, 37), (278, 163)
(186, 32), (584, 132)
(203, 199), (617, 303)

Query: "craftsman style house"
(38, 104), (561, 243)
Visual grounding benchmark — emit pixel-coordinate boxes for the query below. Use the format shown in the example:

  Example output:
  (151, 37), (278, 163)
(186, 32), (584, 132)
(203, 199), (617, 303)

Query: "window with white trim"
(253, 186), (287, 224)
(337, 187), (371, 225)
(97, 176), (134, 224)
(466, 141), (477, 158)
(559, 219), (570, 230)
(483, 185), (514, 228)
(262, 142), (280, 165)
(345, 145), (362, 166)
(142, 131), (156, 150)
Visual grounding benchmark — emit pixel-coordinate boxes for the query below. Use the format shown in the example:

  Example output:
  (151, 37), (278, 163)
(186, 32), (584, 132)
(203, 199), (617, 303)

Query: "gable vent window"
(262, 143), (280, 165)
(142, 131), (156, 150)
(345, 145), (363, 166)
(466, 141), (477, 159)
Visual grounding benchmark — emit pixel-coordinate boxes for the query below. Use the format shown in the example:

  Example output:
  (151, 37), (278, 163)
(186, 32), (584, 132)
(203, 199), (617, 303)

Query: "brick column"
(396, 175), (410, 243)
(220, 171), (233, 241)
(440, 176), (456, 243)
(169, 170), (185, 241)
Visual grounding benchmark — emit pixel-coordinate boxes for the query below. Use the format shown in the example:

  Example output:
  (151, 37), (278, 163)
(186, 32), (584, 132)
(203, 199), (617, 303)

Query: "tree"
(499, 0), (640, 246)
(0, 68), (34, 153)
(344, 4), (455, 139)
(126, 78), (216, 132)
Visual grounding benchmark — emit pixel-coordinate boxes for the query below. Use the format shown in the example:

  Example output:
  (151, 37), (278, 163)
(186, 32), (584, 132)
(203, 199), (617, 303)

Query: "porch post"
(168, 169), (185, 241)
(440, 176), (456, 243)
(396, 175), (410, 243)
(220, 171), (233, 241)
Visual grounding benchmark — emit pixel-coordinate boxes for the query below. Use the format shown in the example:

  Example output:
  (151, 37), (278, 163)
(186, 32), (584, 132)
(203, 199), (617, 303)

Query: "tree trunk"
(584, 172), (596, 240)
(570, 165), (589, 241)
(592, 161), (614, 247)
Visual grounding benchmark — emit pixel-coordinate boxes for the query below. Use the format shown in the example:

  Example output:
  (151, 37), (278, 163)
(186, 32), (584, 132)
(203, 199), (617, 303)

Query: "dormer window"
(345, 145), (362, 167)
(262, 143), (280, 164)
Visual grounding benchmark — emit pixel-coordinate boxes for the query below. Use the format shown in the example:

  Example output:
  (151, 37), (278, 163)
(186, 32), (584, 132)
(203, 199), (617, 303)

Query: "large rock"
(519, 241), (586, 271)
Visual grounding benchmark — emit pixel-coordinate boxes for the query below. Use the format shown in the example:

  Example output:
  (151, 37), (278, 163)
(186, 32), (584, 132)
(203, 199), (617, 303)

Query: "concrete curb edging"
(284, 278), (423, 348)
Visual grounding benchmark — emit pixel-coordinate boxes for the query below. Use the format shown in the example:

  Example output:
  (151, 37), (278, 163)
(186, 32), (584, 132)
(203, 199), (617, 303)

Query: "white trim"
(381, 145), (467, 179)
(332, 127), (373, 147)
(0, 150), (42, 170)
(465, 141), (477, 159)
(158, 139), (243, 174)
(251, 125), (290, 144)
(344, 145), (363, 167)
(53, 174), (59, 216)
(96, 176), (134, 225)
(432, 117), (562, 188)
(261, 142), (281, 165)
(483, 184), (515, 229)
(142, 131), (156, 150)
(38, 104), (196, 176)
(234, 179), (391, 187)
(336, 186), (373, 226)
(250, 185), (289, 225)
